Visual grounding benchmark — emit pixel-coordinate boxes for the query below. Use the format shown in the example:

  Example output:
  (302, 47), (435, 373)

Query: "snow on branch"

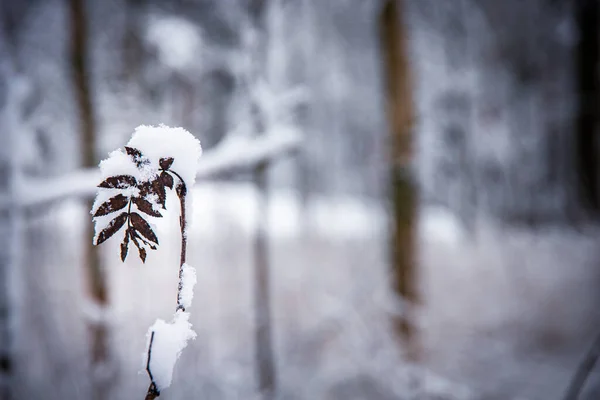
(196, 127), (301, 177)
(17, 129), (301, 208)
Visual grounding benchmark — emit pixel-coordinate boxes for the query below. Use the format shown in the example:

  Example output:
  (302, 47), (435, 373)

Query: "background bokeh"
(1, 0), (600, 399)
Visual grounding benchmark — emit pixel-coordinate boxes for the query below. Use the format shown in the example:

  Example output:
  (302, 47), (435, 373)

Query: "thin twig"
(563, 330), (600, 400)
(145, 331), (160, 399)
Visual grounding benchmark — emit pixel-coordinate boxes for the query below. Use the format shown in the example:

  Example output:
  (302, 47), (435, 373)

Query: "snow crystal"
(144, 310), (197, 391)
(179, 263), (196, 310)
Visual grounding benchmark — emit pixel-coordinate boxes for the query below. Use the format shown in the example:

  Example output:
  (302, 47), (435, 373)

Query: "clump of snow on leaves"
(128, 125), (202, 233)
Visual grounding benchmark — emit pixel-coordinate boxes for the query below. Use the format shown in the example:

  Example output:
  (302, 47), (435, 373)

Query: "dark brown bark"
(379, 0), (419, 361)
(575, 0), (600, 214)
(68, 0), (111, 398)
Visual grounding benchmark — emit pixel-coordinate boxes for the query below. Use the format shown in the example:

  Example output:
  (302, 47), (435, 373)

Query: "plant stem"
(169, 170), (188, 312)
(176, 182), (187, 311)
(144, 172), (188, 399)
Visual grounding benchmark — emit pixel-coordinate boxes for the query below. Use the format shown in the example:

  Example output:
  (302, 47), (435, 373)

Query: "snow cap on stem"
(144, 310), (197, 390)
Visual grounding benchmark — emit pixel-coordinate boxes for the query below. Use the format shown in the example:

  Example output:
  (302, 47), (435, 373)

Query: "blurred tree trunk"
(246, 0), (276, 398)
(122, 0), (146, 83)
(0, 4), (26, 398)
(0, 57), (16, 400)
(68, 0), (112, 398)
(575, 0), (600, 215)
(379, 0), (419, 361)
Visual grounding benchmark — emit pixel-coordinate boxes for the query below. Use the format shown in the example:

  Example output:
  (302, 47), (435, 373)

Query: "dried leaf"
(98, 175), (136, 189)
(139, 179), (166, 209)
(125, 146), (142, 158)
(120, 230), (130, 262)
(132, 229), (157, 250)
(129, 212), (159, 245)
(132, 196), (162, 218)
(138, 247), (147, 263)
(125, 146), (149, 168)
(160, 157), (174, 170)
(139, 181), (152, 196)
(93, 194), (129, 217)
(152, 179), (166, 209)
(96, 212), (128, 245)
(160, 171), (174, 189)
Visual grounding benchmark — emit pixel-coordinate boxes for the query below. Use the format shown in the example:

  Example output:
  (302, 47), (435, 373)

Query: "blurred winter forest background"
(1, 0), (600, 399)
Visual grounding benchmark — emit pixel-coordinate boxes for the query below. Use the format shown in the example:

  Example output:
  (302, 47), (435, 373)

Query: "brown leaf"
(132, 196), (162, 218)
(129, 212), (159, 245)
(139, 179), (167, 209)
(125, 146), (142, 158)
(160, 157), (174, 170)
(139, 181), (151, 196)
(98, 175), (137, 189)
(125, 146), (149, 168)
(120, 230), (130, 262)
(96, 212), (128, 245)
(93, 194), (129, 217)
(138, 247), (147, 263)
(152, 179), (166, 208)
(160, 171), (174, 189)
(131, 229), (157, 250)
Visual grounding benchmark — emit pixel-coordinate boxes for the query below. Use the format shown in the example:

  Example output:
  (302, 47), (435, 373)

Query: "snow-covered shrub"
(91, 125), (202, 398)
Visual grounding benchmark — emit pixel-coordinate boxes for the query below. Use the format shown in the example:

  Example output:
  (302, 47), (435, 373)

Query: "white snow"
(179, 263), (196, 310)
(143, 310), (197, 391)
(145, 15), (202, 72)
(418, 206), (467, 245)
(100, 147), (156, 183)
(127, 124), (202, 190)
(198, 129), (300, 178)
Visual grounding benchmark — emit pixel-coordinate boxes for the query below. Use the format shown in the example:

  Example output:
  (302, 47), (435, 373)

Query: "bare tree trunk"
(379, 0), (419, 361)
(122, 0), (146, 83)
(253, 161), (275, 399)
(246, 1), (277, 398)
(0, 4), (24, 397)
(575, 0), (600, 215)
(0, 71), (16, 400)
(68, 0), (112, 398)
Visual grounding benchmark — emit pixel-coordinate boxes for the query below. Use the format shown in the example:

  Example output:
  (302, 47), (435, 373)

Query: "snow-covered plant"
(91, 125), (201, 399)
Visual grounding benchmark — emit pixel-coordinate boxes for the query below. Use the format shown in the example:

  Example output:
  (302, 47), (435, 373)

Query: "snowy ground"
(11, 183), (600, 399)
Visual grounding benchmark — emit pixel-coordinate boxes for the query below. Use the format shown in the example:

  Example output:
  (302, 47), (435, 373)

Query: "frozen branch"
(18, 130), (301, 208)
